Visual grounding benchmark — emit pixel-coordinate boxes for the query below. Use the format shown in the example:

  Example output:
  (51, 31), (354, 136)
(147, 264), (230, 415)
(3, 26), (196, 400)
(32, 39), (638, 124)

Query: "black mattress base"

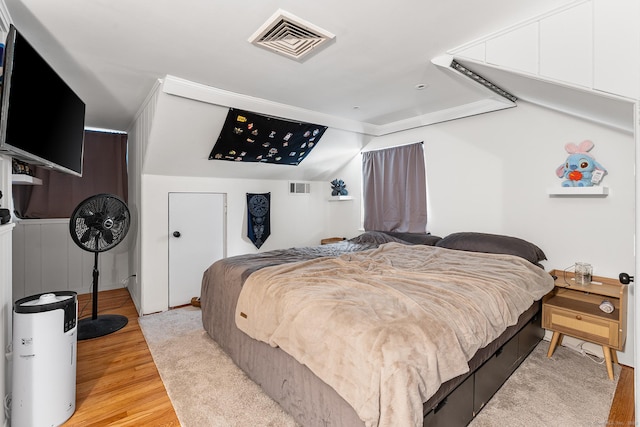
(423, 301), (544, 426)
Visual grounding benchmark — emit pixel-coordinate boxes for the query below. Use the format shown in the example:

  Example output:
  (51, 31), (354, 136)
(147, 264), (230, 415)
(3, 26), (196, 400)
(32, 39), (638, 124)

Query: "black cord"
(78, 276), (132, 320)
(77, 281), (94, 319)
(562, 264), (574, 287)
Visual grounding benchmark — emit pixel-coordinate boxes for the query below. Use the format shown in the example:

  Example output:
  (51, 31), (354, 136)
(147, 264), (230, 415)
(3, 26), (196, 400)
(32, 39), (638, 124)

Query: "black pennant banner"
(247, 192), (270, 249)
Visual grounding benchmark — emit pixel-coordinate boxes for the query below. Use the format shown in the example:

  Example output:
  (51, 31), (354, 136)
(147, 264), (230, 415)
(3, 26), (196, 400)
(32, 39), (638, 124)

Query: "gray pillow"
(349, 231), (442, 246)
(348, 231), (411, 246)
(435, 232), (547, 265)
(379, 231), (442, 246)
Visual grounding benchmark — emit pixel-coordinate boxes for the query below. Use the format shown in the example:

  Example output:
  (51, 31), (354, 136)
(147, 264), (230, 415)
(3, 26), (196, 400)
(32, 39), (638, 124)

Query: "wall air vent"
(249, 9), (335, 61)
(289, 181), (311, 195)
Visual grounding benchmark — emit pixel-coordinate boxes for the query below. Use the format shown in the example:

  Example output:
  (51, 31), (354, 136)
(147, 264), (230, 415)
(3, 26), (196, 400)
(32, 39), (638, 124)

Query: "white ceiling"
(4, 0), (576, 132)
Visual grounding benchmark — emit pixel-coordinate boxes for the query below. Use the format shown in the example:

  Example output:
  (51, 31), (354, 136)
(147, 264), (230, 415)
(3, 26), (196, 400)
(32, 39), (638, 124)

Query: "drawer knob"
(576, 315), (582, 320)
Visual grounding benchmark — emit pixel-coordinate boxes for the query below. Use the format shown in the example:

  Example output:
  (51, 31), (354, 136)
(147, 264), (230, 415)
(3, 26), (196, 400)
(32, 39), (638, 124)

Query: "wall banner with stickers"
(209, 108), (328, 165)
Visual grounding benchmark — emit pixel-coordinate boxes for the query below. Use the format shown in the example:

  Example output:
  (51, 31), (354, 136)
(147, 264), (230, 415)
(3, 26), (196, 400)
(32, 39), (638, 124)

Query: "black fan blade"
(102, 198), (118, 215)
(83, 216), (100, 229)
(112, 211), (128, 222)
(102, 229), (114, 245)
(80, 228), (93, 243)
(79, 209), (95, 219)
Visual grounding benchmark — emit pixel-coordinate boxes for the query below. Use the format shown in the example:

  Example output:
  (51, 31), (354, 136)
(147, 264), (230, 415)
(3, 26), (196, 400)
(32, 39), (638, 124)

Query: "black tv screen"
(0, 24), (85, 176)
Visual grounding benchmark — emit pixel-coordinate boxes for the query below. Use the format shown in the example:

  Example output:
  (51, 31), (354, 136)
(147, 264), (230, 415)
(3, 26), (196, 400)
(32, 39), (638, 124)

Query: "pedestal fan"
(69, 193), (131, 340)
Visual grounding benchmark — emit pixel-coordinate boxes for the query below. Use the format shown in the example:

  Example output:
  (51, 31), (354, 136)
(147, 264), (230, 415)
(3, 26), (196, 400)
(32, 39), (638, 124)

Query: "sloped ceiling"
(4, 0), (575, 131)
(142, 79), (371, 181)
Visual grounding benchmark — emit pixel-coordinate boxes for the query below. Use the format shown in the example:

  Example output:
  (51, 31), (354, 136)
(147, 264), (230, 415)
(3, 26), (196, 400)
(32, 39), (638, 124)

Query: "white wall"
(11, 220), (132, 301)
(132, 80), (370, 315)
(364, 102), (635, 276)
(0, 155), (12, 427)
(0, 223), (13, 427)
(139, 174), (357, 314)
(350, 101), (636, 364)
(0, 62), (12, 427)
(323, 149), (365, 239)
(125, 80), (160, 315)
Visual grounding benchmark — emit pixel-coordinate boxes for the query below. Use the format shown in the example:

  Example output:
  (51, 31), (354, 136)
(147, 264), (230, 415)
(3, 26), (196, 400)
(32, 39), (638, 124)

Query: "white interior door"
(169, 192), (226, 307)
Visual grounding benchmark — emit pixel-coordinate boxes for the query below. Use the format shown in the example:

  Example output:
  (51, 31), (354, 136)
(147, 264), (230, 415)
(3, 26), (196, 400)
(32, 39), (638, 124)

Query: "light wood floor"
(64, 288), (179, 426)
(65, 288), (633, 426)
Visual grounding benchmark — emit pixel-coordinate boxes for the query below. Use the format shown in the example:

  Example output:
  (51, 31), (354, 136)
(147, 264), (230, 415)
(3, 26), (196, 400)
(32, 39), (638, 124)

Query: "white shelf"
(328, 195), (353, 201)
(12, 174), (42, 185)
(547, 186), (608, 197)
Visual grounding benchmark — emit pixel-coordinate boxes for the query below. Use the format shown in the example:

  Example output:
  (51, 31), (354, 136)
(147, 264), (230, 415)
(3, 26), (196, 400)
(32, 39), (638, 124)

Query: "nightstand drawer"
(544, 305), (619, 348)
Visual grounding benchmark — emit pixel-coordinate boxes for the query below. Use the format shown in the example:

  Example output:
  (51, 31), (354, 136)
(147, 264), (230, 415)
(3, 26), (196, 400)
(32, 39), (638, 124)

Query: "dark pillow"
(379, 231), (442, 246)
(435, 232), (547, 265)
(348, 231), (411, 246)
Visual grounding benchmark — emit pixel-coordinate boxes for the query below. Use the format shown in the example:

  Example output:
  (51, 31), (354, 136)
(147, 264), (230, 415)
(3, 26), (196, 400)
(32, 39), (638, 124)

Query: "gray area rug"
(139, 306), (619, 427)
(470, 339), (619, 426)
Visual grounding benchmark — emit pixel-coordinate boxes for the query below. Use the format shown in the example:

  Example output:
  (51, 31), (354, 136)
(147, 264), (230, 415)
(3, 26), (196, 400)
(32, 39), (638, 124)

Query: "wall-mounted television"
(0, 24), (85, 176)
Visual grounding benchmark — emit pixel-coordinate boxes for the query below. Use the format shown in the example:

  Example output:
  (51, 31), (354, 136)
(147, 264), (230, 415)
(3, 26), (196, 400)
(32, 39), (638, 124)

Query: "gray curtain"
(362, 142), (427, 232)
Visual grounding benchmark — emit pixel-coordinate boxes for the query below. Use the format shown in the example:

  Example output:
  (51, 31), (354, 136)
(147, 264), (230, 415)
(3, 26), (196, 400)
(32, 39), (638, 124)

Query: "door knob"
(173, 231), (181, 238)
(619, 272), (634, 285)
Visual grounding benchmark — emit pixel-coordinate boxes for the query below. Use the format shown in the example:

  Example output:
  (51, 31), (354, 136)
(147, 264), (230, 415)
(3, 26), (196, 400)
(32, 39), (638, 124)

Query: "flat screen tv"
(0, 24), (85, 176)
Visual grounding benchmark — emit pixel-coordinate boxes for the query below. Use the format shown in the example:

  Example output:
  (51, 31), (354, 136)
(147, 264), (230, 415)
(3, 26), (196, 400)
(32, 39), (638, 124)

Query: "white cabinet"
(452, 0), (640, 101)
(593, 0), (640, 99)
(539, 2), (593, 88)
(486, 22), (539, 74)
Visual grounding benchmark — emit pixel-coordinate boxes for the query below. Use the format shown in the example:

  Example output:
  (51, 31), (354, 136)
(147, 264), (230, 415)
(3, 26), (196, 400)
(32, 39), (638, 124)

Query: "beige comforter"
(235, 243), (554, 427)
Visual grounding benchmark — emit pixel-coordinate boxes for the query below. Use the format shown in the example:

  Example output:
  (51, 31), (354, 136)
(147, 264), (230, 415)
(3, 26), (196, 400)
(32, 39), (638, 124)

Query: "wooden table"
(542, 269), (627, 380)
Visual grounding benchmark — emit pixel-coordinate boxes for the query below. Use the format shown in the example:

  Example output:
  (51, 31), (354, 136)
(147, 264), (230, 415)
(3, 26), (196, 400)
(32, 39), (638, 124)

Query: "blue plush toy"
(330, 179), (348, 196)
(555, 140), (607, 187)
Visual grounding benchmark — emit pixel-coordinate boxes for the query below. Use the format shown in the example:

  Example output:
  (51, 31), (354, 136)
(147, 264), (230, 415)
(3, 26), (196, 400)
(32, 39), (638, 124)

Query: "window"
(13, 130), (128, 219)
(361, 142), (427, 232)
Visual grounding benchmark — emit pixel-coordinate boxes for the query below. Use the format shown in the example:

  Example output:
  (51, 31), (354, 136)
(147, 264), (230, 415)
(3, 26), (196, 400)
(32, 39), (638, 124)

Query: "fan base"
(78, 314), (128, 340)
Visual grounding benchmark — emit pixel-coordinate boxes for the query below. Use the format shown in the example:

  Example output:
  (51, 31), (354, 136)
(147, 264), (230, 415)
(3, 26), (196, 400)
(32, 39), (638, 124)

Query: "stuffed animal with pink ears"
(555, 140), (607, 187)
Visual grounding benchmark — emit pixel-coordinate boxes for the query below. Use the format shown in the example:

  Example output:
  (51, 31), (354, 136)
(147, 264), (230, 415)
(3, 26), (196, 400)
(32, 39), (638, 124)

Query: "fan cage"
(70, 194), (130, 253)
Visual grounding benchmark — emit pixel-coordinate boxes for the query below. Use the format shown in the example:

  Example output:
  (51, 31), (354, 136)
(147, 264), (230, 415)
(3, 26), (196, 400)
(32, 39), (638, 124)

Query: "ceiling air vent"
(289, 181), (311, 195)
(249, 10), (335, 61)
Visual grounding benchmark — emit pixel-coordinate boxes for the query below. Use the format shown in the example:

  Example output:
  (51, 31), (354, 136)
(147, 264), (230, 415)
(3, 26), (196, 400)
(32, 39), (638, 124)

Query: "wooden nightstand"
(543, 269), (627, 380)
(320, 237), (345, 245)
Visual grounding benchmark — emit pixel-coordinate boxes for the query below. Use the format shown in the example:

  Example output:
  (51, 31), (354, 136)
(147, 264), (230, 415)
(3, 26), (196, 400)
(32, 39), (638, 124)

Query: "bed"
(200, 231), (554, 426)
